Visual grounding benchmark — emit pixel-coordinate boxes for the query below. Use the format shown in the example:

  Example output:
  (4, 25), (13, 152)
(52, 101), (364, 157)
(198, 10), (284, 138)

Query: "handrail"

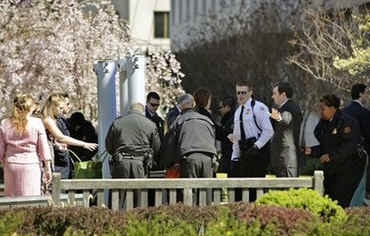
(50, 171), (324, 210)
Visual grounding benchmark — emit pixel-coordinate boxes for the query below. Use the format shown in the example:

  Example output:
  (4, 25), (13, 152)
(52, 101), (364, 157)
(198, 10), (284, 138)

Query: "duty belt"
(113, 152), (145, 162)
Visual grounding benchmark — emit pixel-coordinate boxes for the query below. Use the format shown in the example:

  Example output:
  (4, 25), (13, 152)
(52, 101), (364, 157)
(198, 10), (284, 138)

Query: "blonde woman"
(0, 94), (52, 196)
(41, 94), (97, 179)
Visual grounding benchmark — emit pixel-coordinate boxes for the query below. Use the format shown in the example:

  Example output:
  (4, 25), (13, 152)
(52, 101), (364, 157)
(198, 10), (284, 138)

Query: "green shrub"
(205, 207), (279, 236)
(0, 210), (27, 236)
(256, 188), (346, 222)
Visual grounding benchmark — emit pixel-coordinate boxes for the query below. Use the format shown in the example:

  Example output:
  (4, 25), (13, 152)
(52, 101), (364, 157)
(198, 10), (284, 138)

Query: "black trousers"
(230, 145), (270, 202)
(110, 159), (146, 209)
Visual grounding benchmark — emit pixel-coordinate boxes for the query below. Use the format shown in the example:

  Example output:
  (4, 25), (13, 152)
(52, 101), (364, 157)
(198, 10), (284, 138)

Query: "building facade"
(112, 0), (171, 49)
(170, 0), (370, 51)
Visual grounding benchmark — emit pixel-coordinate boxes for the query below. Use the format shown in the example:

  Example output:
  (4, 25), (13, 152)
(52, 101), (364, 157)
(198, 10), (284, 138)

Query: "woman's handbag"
(68, 149), (108, 179)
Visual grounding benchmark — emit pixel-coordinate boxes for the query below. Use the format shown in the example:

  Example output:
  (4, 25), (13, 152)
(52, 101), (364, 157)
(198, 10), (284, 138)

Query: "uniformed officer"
(231, 81), (274, 201)
(105, 103), (161, 208)
(165, 93), (217, 205)
(306, 94), (366, 207)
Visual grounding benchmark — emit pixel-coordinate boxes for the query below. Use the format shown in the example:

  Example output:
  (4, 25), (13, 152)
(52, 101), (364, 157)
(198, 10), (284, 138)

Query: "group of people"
(1, 82), (368, 208)
(0, 93), (98, 197)
(105, 81), (368, 208)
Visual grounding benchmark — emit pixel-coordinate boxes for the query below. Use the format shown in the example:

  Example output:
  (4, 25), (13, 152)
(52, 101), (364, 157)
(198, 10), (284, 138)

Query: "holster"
(239, 137), (257, 152)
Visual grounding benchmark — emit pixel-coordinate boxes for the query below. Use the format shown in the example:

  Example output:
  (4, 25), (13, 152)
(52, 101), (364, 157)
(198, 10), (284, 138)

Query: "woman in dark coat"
(307, 94), (366, 207)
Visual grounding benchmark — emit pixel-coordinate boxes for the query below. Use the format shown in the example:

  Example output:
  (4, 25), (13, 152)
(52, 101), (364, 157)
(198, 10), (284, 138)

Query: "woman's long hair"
(10, 94), (35, 134)
(41, 94), (64, 119)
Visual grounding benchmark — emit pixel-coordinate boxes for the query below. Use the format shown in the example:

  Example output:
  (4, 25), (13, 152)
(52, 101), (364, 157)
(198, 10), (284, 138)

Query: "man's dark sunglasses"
(150, 103), (160, 107)
(237, 91), (248, 95)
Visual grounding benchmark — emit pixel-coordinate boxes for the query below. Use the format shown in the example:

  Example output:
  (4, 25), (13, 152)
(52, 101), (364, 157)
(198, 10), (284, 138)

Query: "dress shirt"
(231, 98), (274, 161)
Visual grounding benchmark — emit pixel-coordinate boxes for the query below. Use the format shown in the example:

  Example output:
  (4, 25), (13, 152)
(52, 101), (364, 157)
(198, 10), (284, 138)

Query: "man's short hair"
(147, 92), (160, 102)
(178, 94), (194, 107)
(351, 84), (366, 100)
(320, 94), (340, 109)
(276, 82), (293, 98)
(129, 103), (145, 113)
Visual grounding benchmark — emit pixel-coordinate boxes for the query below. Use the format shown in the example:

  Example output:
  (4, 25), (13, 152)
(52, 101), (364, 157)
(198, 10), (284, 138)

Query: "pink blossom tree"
(0, 0), (185, 120)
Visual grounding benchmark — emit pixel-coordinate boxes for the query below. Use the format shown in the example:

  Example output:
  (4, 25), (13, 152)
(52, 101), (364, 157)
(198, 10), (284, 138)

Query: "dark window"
(154, 12), (170, 38)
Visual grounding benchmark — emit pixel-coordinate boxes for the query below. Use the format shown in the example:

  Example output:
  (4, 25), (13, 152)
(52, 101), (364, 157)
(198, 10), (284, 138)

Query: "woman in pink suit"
(0, 94), (52, 197)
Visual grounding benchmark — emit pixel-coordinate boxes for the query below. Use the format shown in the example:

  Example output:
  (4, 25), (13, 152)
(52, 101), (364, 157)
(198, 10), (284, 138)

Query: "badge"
(332, 128), (337, 134)
(246, 108), (251, 115)
(344, 126), (352, 134)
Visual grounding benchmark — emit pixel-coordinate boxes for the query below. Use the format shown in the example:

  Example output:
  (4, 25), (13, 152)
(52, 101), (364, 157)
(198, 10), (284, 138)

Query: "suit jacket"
(271, 100), (303, 172)
(145, 107), (165, 142)
(342, 101), (370, 152)
(167, 106), (181, 127)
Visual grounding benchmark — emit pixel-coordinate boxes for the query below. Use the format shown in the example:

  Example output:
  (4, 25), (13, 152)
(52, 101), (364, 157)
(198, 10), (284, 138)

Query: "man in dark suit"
(167, 96), (182, 127)
(342, 83), (370, 199)
(271, 82), (303, 177)
(145, 92), (165, 142)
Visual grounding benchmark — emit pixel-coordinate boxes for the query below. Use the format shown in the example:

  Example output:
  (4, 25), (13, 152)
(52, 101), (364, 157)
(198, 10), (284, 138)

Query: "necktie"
(239, 105), (246, 140)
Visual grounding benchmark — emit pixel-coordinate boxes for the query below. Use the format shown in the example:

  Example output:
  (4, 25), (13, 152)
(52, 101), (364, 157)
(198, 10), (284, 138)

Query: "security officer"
(166, 94), (217, 205)
(231, 81), (274, 201)
(307, 94), (366, 207)
(105, 103), (161, 208)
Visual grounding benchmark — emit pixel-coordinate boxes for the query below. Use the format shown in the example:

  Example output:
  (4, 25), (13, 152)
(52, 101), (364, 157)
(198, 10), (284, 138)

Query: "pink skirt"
(4, 162), (41, 197)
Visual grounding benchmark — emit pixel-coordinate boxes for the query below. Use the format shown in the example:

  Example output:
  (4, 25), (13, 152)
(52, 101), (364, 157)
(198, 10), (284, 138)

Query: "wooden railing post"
(313, 170), (324, 195)
(52, 173), (61, 206)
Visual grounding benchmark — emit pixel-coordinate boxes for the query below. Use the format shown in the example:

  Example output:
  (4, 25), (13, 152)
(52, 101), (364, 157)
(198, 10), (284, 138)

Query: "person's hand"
(304, 147), (312, 155)
(320, 154), (330, 163)
(270, 108), (282, 121)
(43, 166), (52, 184)
(246, 144), (259, 156)
(227, 133), (234, 143)
(83, 142), (98, 151)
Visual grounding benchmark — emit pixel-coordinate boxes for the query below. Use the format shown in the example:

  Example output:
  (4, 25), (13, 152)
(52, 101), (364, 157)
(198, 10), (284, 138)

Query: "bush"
(256, 188), (346, 222)
(1, 203), (368, 235)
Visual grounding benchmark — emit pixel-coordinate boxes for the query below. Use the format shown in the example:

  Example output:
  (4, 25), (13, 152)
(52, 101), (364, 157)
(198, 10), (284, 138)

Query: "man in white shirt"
(231, 81), (274, 201)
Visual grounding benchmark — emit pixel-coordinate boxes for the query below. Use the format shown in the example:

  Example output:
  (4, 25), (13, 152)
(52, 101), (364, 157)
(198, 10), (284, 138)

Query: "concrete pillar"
(127, 55), (146, 106)
(94, 60), (117, 179)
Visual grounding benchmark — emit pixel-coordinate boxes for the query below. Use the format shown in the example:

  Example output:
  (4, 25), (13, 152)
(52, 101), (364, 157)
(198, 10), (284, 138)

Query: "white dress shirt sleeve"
(254, 103), (274, 149)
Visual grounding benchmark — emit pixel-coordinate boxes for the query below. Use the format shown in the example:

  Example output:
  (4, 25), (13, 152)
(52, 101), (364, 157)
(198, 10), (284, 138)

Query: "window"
(154, 12), (170, 38)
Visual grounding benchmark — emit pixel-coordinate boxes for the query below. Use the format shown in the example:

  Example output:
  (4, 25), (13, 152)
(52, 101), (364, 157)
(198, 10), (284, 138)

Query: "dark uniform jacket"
(167, 106), (181, 127)
(105, 110), (161, 160)
(311, 110), (365, 207)
(161, 109), (217, 168)
(271, 100), (302, 174)
(342, 101), (370, 152)
(219, 110), (234, 173)
(312, 110), (361, 175)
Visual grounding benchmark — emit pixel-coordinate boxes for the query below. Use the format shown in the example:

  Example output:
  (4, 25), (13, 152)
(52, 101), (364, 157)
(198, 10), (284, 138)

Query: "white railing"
(51, 171), (324, 211)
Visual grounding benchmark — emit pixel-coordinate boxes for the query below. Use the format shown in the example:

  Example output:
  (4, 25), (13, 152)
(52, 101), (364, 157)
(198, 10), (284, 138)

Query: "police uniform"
(312, 110), (366, 207)
(231, 98), (274, 178)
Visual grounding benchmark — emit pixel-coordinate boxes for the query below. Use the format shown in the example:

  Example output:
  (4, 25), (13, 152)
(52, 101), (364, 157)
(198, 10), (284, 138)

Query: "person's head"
(41, 94), (65, 119)
(178, 94), (195, 112)
(319, 94), (340, 121)
(69, 112), (86, 131)
(129, 103), (145, 114)
(55, 93), (71, 114)
(10, 94), (36, 134)
(194, 88), (211, 109)
(235, 81), (253, 105)
(351, 83), (368, 104)
(218, 96), (235, 116)
(146, 92), (161, 113)
(272, 82), (293, 107)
